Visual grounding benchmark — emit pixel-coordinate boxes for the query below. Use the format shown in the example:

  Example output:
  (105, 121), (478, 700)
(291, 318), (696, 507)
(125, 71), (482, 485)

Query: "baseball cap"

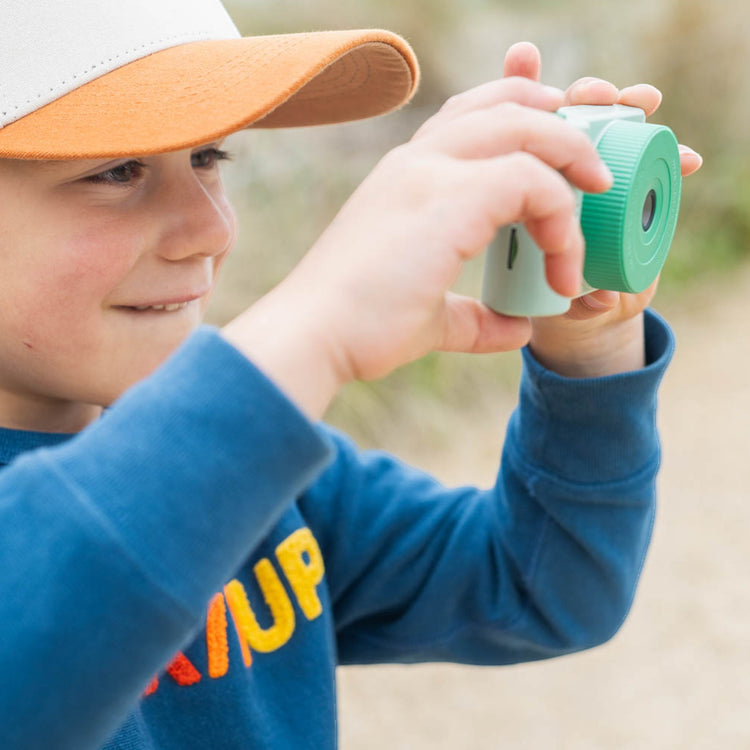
(0, 0), (420, 159)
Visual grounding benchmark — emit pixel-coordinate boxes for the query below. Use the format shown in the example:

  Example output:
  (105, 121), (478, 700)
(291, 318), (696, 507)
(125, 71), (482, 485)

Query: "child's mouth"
(131, 302), (189, 312)
(116, 301), (191, 313)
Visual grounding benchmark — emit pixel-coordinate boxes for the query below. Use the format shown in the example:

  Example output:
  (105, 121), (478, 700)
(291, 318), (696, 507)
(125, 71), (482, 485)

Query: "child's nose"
(156, 175), (236, 262)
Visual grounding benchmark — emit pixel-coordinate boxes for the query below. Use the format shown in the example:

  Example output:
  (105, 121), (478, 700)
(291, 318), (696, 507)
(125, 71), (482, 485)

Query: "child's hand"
(503, 42), (703, 377)
(225, 75), (614, 415)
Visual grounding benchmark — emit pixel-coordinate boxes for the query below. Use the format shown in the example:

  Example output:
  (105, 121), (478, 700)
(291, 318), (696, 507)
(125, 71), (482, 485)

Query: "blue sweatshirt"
(0, 311), (673, 750)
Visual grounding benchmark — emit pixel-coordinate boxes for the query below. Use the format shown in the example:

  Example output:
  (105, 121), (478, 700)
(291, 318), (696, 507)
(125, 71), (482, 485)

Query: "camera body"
(481, 104), (682, 317)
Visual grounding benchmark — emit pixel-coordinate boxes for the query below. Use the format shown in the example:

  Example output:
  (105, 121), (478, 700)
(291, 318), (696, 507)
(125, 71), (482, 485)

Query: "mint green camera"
(481, 104), (682, 317)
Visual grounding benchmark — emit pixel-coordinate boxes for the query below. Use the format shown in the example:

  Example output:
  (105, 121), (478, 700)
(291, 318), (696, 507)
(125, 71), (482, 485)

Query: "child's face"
(0, 143), (237, 431)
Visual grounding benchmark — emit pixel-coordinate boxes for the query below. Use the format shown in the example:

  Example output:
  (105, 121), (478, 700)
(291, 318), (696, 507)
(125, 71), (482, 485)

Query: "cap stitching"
(6, 31), (220, 115)
(1, 35), (297, 122)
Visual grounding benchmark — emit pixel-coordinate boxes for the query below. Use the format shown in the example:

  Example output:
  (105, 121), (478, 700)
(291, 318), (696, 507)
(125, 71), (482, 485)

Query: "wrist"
(529, 312), (645, 378)
(221, 286), (350, 420)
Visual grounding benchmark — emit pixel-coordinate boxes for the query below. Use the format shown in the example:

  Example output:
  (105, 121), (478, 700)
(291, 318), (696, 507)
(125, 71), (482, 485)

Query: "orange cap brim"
(0, 30), (419, 159)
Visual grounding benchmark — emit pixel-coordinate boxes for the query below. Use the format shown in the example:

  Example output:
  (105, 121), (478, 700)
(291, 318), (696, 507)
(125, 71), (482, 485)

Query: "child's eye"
(85, 160), (147, 186)
(191, 147), (232, 170)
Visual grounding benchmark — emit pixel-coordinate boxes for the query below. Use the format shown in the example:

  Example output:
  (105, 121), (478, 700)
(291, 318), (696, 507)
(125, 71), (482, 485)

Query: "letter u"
(224, 560), (296, 655)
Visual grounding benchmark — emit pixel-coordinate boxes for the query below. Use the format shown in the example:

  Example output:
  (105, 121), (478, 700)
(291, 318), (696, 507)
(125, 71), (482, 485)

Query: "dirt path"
(338, 268), (750, 749)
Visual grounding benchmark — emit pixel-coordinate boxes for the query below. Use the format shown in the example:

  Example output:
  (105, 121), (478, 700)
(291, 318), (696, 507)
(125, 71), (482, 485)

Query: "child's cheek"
(26, 224), (141, 344)
(64, 218), (142, 293)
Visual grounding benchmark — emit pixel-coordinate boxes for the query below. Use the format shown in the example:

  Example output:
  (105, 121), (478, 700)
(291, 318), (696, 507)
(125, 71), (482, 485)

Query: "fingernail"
(581, 293), (612, 310)
(580, 78), (616, 92)
(598, 161), (614, 186)
(582, 290), (619, 310)
(679, 144), (704, 168)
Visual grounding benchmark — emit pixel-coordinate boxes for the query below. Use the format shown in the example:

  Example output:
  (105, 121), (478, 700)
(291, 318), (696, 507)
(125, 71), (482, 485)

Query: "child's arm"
(222, 77), (609, 417)
(300, 310), (672, 664)
(248, 46), (701, 664)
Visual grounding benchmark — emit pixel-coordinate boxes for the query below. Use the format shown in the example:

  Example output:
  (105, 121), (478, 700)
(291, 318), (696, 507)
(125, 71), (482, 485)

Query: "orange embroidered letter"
(225, 561), (295, 654)
(206, 592), (230, 678)
(276, 528), (325, 620)
(166, 652), (202, 686)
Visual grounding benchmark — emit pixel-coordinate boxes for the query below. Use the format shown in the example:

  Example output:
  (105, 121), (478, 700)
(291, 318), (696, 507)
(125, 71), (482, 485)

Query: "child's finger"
(502, 42), (542, 81)
(679, 144), (703, 176)
(564, 279), (660, 322)
(415, 78), (563, 138)
(543, 250), (583, 300)
(418, 104), (613, 195)
(526, 212), (584, 292)
(617, 84), (662, 116)
(439, 291), (531, 354)
(564, 77), (619, 106)
(474, 153), (584, 296)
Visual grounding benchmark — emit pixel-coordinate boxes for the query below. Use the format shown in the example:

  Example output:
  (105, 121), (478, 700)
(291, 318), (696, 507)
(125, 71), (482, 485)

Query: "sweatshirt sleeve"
(0, 326), (333, 750)
(301, 309), (673, 665)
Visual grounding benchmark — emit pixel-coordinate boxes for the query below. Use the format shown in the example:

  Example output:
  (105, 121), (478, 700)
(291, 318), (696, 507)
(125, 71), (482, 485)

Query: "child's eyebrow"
(2, 159), (69, 172)
(17, 158), (115, 177)
(35, 159), (85, 170)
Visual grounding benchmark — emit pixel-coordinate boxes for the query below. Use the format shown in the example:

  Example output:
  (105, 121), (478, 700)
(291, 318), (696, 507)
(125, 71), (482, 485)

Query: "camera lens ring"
(642, 189), (656, 232)
(630, 156), (672, 266)
(581, 122), (682, 293)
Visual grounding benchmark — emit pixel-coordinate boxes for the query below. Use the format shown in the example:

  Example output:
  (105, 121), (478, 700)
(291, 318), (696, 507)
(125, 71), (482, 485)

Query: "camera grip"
(481, 224), (577, 317)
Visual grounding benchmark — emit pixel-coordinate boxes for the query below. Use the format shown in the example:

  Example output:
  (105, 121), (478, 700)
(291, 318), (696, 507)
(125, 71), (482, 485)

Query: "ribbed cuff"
(511, 309), (674, 483)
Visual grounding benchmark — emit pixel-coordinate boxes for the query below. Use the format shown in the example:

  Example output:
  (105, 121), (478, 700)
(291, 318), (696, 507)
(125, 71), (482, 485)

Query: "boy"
(0, 1), (701, 748)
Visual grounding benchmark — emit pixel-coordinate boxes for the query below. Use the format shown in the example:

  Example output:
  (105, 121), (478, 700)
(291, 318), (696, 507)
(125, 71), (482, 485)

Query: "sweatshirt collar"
(0, 425), (74, 467)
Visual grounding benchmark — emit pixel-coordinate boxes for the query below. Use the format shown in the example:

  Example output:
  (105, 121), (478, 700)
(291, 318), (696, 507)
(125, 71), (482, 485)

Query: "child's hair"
(0, 0), (419, 159)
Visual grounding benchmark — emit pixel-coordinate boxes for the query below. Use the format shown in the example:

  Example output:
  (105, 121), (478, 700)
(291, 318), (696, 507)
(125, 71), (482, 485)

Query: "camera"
(481, 104), (682, 317)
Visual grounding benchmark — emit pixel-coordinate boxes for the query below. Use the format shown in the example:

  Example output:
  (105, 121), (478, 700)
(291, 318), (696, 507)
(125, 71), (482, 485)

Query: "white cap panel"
(1, 0), (240, 128)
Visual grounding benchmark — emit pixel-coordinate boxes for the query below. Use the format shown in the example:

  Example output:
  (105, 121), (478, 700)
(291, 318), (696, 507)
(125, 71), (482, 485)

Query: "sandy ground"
(337, 268), (750, 749)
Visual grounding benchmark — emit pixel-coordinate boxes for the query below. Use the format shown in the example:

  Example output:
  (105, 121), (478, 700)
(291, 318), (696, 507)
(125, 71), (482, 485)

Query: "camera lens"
(642, 189), (656, 231)
(581, 120), (681, 293)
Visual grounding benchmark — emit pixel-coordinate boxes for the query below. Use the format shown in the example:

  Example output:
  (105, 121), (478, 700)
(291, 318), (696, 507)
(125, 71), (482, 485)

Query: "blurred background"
(209, 0), (750, 747)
